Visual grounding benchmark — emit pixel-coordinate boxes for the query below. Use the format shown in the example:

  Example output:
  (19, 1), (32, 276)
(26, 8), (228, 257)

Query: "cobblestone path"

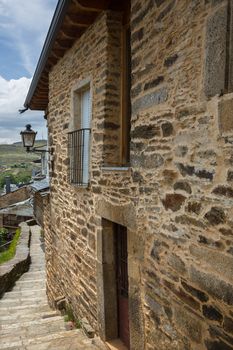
(0, 225), (107, 350)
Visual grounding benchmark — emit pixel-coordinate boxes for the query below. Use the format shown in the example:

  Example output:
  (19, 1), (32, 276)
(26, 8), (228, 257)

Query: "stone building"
(30, 179), (50, 228)
(24, 0), (233, 349)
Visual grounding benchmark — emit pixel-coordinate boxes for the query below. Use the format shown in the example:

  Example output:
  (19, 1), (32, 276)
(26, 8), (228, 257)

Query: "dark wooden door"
(116, 225), (130, 349)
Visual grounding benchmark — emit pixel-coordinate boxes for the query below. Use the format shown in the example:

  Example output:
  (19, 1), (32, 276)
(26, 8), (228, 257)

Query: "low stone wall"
(0, 187), (31, 209)
(0, 222), (31, 298)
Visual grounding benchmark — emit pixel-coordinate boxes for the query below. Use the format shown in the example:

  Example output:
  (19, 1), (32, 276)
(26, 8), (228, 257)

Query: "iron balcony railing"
(68, 128), (91, 186)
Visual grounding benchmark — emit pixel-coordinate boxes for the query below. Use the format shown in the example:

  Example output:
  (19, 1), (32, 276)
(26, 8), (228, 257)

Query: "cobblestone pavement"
(0, 225), (107, 350)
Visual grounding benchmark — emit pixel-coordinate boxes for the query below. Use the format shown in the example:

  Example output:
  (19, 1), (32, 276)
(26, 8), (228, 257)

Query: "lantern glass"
(20, 124), (37, 149)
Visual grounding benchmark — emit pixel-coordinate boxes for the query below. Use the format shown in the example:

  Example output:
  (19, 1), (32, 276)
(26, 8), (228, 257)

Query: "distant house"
(0, 199), (33, 231)
(24, 1), (233, 349)
(32, 144), (49, 180)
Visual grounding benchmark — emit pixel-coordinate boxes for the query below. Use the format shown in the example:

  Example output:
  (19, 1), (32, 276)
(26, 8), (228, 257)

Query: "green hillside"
(0, 140), (47, 188)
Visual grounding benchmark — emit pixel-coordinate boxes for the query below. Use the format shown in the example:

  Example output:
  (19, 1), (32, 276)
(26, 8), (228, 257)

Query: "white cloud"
(0, 75), (47, 144)
(0, 0), (57, 143)
(0, 0), (57, 75)
(0, 76), (30, 112)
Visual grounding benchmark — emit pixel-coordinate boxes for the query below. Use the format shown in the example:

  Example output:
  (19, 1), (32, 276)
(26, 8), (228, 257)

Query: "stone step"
(0, 310), (60, 324)
(0, 297), (47, 307)
(0, 303), (51, 315)
(0, 315), (65, 336)
(1, 331), (107, 350)
(15, 277), (45, 283)
(13, 281), (46, 290)
(2, 289), (46, 299)
(28, 269), (44, 273)
(0, 318), (65, 338)
(0, 329), (82, 349)
(18, 272), (45, 280)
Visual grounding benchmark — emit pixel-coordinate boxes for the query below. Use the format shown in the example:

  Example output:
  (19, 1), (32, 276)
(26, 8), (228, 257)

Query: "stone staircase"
(0, 225), (107, 350)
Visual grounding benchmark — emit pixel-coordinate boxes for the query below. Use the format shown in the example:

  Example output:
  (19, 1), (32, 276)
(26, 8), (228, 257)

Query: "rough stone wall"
(45, 10), (123, 331)
(45, 1), (233, 349)
(129, 1), (233, 349)
(0, 187), (30, 209)
(33, 192), (48, 228)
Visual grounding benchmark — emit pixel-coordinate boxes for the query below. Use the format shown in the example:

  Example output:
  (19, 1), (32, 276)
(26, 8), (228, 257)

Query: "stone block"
(81, 317), (95, 338)
(164, 54), (178, 68)
(227, 170), (233, 182)
(174, 180), (192, 194)
(96, 199), (136, 230)
(190, 266), (233, 305)
(167, 253), (186, 274)
(131, 152), (164, 169)
(204, 4), (228, 97)
(162, 193), (186, 212)
(212, 185), (233, 197)
(202, 304), (223, 322)
(204, 207), (226, 225)
(161, 122), (173, 137)
(156, 0), (176, 22)
(175, 215), (206, 228)
(144, 76), (164, 90)
(131, 125), (160, 139)
(132, 87), (168, 114)
(205, 339), (233, 350)
(190, 245), (233, 282)
(223, 316), (233, 334)
(209, 325), (233, 347)
(218, 98), (233, 135)
(186, 201), (202, 215)
(173, 305), (203, 343)
(129, 285), (145, 350)
(181, 280), (209, 302)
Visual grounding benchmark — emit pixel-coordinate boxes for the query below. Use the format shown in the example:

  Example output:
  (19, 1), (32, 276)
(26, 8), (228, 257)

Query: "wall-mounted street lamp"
(20, 124), (37, 152)
(20, 124), (51, 154)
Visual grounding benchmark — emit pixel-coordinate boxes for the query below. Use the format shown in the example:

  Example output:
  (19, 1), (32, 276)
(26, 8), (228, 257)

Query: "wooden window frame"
(120, 13), (131, 166)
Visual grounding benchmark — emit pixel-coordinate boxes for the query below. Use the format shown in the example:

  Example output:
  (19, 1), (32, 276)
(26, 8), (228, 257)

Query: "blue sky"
(0, 0), (58, 143)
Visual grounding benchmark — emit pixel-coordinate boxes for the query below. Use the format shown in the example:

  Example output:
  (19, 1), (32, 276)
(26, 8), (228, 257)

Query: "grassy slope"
(0, 141), (47, 168)
(0, 141), (47, 189)
(0, 229), (21, 264)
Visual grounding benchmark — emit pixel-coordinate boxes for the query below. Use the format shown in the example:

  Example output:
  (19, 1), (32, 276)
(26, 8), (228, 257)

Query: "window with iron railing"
(69, 84), (91, 186)
(68, 128), (91, 186)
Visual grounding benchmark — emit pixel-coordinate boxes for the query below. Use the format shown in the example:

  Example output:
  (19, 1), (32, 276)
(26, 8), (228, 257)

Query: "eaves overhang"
(24, 0), (126, 111)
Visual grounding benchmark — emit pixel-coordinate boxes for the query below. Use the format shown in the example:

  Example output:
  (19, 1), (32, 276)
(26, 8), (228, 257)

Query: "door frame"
(96, 200), (145, 350)
(97, 219), (118, 341)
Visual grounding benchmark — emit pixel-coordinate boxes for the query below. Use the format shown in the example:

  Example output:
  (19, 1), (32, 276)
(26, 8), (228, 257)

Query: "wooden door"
(116, 225), (130, 349)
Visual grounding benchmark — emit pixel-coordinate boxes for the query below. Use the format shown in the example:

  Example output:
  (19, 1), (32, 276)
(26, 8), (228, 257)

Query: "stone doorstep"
(105, 339), (128, 350)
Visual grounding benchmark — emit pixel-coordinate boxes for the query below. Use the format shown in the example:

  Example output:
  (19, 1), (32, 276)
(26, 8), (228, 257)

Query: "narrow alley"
(0, 226), (106, 350)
